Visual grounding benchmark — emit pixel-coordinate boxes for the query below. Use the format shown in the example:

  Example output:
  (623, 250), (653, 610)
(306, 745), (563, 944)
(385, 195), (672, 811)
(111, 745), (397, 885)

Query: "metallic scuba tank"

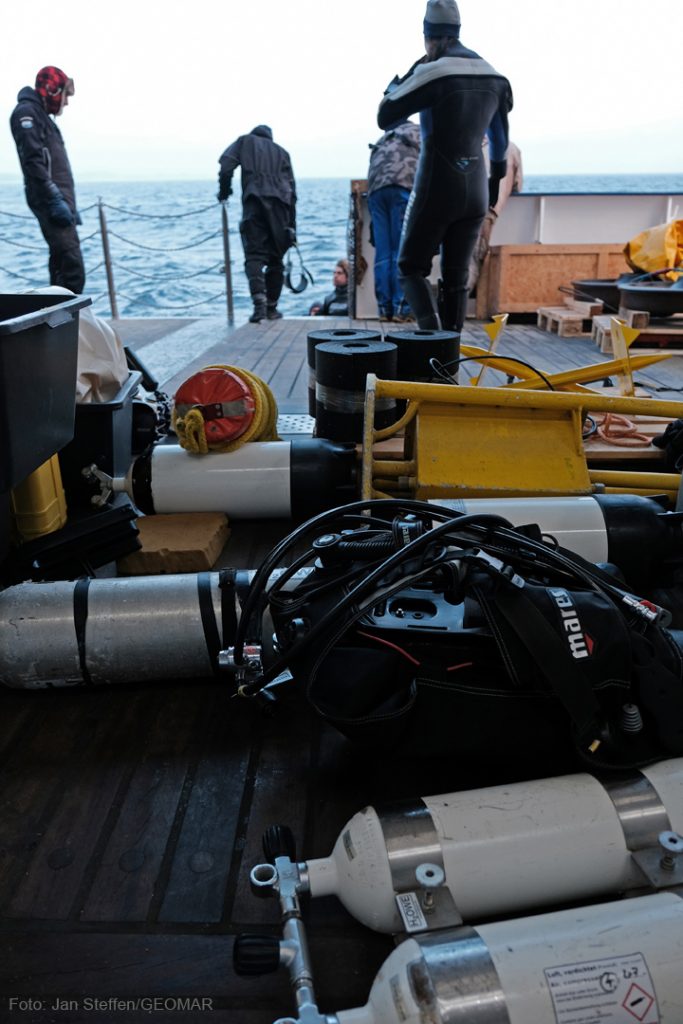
(250, 760), (683, 933)
(0, 572), (245, 688)
(331, 893), (683, 1024)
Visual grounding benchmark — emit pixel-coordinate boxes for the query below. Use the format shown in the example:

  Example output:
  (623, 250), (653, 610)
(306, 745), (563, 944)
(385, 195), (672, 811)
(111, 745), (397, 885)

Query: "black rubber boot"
(439, 283), (468, 334)
(265, 265), (284, 320)
(249, 294), (267, 323)
(399, 274), (440, 329)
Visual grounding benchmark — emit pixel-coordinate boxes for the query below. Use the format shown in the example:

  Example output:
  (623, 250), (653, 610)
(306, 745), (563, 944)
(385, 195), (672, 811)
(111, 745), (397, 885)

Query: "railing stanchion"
(220, 202), (234, 326)
(98, 198), (119, 319)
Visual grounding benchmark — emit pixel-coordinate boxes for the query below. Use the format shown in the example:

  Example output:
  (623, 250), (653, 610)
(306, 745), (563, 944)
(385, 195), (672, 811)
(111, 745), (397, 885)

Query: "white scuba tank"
(296, 759), (683, 932)
(336, 892), (683, 1024)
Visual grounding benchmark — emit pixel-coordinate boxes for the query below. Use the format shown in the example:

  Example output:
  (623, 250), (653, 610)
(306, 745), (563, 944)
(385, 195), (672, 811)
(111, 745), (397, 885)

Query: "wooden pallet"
(537, 306), (592, 337)
(594, 314), (683, 354)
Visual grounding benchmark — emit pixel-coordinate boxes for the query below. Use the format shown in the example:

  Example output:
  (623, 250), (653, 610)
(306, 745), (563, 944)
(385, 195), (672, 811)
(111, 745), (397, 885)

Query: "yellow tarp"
(624, 219), (683, 281)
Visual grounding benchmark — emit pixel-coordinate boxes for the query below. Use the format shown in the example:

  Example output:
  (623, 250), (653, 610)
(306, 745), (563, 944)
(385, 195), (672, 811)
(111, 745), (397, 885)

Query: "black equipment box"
(0, 292), (91, 493)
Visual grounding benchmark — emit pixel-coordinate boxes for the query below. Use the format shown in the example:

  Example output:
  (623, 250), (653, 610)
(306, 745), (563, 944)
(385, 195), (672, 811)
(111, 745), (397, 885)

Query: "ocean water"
(1, 174), (682, 322)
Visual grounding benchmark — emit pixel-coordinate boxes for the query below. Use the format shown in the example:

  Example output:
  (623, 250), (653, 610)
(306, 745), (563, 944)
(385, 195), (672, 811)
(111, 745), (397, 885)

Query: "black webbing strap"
(197, 572), (221, 677)
(218, 568), (237, 648)
(494, 586), (602, 742)
(197, 570), (238, 677)
(73, 577), (93, 686)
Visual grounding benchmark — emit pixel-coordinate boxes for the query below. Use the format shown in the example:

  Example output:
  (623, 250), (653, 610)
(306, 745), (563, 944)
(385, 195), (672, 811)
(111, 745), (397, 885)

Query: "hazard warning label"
(544, 952), (659, 1023)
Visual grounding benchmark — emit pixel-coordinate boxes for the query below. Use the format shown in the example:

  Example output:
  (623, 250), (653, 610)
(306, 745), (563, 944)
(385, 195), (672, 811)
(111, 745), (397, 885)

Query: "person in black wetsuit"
(10, 66), (85, 293)
(217, 125), (297, 323)
(377, 0), (512, 340)
(309, 259), (349, 316)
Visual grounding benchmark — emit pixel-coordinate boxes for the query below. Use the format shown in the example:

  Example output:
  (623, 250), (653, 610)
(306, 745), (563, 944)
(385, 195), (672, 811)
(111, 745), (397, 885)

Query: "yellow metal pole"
(371, 378), (683, 419)
(589, 469), (681, 491)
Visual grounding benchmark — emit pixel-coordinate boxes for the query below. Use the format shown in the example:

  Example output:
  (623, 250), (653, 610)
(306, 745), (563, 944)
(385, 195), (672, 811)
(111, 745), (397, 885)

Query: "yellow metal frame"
(459, 344), (671, 393)
(361, 376), (683, 502)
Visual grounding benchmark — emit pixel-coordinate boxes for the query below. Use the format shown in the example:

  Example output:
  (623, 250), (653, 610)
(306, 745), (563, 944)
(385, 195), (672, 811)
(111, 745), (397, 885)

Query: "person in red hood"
(10, 66), (85, 293)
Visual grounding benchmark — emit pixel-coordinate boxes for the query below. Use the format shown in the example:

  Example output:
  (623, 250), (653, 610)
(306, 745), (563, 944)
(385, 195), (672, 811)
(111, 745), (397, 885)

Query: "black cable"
(237, 495), (637, 677)
(234, 500), (451, 659)
(246, 498), (643, 695)
(582, 414), (598, 440)
(239, 511), (518, 693)
(429, 354), (556, 391)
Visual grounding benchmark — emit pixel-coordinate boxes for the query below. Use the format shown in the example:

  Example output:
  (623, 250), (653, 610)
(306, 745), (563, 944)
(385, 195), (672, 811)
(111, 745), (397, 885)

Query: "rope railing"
(100, 200), (218, 219)
(116, 260), (223, 283)
(116, 289), (228, 310)
(0, 195), (235, 324)
(106, 228), (222, 252)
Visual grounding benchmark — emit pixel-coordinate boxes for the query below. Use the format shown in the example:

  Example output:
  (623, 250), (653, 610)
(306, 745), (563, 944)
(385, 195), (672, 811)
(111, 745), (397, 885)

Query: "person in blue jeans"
(367, 119), (420, 321)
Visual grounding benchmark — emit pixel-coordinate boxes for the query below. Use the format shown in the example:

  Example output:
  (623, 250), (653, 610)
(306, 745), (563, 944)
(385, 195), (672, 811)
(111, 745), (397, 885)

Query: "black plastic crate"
(59, 370), (142, 505)
(0, 292), (91, 492)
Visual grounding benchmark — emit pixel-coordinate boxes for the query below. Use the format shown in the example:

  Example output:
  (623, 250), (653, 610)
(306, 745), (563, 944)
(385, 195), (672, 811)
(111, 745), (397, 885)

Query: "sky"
(1, 0), (682, 182)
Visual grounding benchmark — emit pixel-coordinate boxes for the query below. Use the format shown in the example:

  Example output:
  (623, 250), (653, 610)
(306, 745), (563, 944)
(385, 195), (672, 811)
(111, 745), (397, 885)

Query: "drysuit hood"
(251, 125), (273, 140)
(35, 66), (74, 115)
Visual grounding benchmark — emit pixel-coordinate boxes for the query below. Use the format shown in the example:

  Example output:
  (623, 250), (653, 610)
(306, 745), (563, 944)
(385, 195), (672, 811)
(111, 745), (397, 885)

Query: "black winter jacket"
(218, 125), (296, 216)
(10, 87), (77, 214)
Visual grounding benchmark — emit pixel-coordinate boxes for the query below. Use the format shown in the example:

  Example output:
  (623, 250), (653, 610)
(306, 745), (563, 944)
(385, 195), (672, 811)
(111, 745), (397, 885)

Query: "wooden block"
(537, 307), (591, 337)
(564, 297), (604, 317)
(618, 307), (650, 328)
(592, 315), (613, 354)
(117, 512), (230, 575)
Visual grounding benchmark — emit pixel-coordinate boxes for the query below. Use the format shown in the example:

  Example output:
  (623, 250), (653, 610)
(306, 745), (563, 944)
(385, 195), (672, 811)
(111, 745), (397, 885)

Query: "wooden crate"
(476, 243), (630, 318)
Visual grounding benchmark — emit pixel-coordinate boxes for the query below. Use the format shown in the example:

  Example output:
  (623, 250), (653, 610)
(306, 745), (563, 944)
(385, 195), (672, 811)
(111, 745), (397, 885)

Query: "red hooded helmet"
(35, 66), (74, 115)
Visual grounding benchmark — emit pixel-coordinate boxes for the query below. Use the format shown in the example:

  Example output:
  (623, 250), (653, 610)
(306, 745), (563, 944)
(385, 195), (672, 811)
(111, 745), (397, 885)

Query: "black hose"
(429, 354), (556, 391)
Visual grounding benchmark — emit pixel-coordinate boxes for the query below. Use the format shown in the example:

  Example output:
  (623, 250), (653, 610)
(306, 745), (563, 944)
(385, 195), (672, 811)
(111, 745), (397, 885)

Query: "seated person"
(309, 258), (349, 316)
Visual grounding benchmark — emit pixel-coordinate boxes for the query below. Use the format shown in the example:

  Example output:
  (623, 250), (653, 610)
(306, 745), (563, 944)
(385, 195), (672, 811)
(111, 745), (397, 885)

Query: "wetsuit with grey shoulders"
(377, 41), (512, 333)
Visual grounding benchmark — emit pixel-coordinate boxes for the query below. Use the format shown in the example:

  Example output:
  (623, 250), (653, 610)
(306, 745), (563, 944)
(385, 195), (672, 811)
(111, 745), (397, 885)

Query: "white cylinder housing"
(337, 893), (683, 1024)
(144, 442), (292, 517)
(436, 496), (609, 562)
(306, 759), (683, 932)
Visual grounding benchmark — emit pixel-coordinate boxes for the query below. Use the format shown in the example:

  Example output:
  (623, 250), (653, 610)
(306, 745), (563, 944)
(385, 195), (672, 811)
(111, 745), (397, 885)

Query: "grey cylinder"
(315, 338), (397, 442)
(307, 328), (380, 415)
(0, 575), (236, 688)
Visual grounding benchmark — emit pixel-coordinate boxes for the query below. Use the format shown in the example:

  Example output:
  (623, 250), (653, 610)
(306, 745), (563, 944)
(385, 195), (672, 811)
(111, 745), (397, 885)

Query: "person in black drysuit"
(377, 0), (512, 341)
(10, 66), (85, 294)
(217, 125), (297, 323)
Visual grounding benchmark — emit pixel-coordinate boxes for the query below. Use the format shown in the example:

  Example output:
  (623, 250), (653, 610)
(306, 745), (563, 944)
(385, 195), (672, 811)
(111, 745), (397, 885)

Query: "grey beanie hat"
(423, 0), (461, 37)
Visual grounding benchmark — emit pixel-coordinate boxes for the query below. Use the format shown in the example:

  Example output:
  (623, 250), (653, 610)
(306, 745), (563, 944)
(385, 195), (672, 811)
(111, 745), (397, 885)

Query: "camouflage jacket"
(367, 121), (421, 194)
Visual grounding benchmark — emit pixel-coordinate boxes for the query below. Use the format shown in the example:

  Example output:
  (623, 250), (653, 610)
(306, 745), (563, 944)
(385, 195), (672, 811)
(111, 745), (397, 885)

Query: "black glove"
(488, 158), (507, 210)
(217, 185), (232, 202)
(286, 226), (297, 247)
(652, 418), (683, 471)
(47, 193), (74, 227)
(75, 210), (83, 226)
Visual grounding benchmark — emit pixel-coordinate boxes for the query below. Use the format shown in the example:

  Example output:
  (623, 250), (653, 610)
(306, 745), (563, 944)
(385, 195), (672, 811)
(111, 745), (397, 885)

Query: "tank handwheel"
(262, 824), (296, 863)
(233, 933), (281, 976)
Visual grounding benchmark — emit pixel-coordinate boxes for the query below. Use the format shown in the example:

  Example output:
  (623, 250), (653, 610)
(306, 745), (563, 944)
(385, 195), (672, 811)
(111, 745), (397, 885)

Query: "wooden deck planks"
(79, 692), (208, 924)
